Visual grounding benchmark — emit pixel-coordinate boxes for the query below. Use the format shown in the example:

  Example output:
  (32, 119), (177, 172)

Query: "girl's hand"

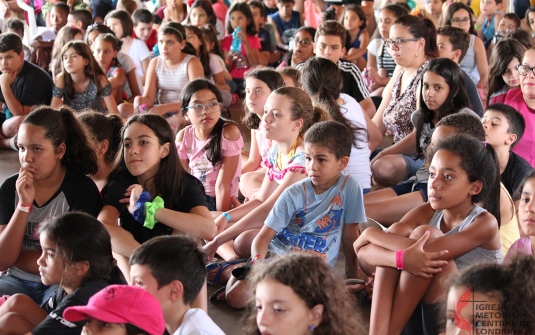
(16, 167), (35, 207)
(202, 239), (219, 261)
(403, 231), (449, 279)
(291, 52), (304, 67)
(214, 215), (228, 235)
(368, 67), (381, 82)
(126, 185), (144, 215)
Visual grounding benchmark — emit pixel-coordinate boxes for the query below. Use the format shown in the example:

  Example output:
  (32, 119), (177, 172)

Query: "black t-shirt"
(502, 152), (533, 196)
(0, 168), (102, 281)
(32, 279), (110, 335)
(0, 61), (53, 109)
(258, 27), (272, 52)
(462, 70), (484, 117)
(103, 170), (207, 244)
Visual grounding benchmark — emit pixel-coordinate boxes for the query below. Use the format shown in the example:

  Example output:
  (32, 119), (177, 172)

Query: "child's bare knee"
(225, 279), (251, 309)
(409, 225), (443, 240)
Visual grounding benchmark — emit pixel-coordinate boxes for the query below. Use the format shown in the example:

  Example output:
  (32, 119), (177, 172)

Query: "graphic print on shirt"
(193, 157), (209, 183)
(274, 195), (344, 260)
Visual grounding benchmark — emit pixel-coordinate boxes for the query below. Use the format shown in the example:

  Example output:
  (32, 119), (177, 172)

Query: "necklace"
(276, 138), (298, 170)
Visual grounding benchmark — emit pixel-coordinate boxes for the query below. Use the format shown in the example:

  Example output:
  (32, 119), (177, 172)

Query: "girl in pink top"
(240, 68), (285, 199)
(504, 171), (535, 264)
(221, 3), (261, 90)
(176, 79), (244, 212)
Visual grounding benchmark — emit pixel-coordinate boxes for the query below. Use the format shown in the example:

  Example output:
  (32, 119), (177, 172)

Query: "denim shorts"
(400, 155), (425, 180)
(0, 273), (58, 304)
(390, 182), (428, 202)
(205, 194), (217, 211)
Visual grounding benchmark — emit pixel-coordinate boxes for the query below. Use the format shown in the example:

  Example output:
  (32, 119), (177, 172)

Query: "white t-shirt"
(117, 51), (144, 96)
(126, 37), (150, 81)
(339, 93), (372, 189)
(172, 309), (226, 335)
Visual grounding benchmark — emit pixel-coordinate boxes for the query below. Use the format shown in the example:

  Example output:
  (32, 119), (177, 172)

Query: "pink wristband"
(395, 250), (404, 270)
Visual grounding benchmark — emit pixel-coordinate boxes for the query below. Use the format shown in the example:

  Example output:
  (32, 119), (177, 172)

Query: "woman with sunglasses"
(443, 2), (488, 91)
(278, 27), (316, 68)
(492, 48), (535, 167)
(370, 15), (438, 189)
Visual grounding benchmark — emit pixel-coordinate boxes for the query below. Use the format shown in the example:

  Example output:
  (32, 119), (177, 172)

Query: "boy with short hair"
(252, 120), (366, 273)
(267, 0), (304, 50)
(67, 9), (92, 33)
(249, 0), (280, 66)
(0, 33), (53, 150)
(132, 8), (158, 51)
(436, 25), (484, 116)
(2, 18), (30, 61)
(130, 235), (225, 335)
(219, 121), (366, 310)
(482, 103), (533, 197)
(32, 2), (69, 46)
(302, 20), (375, 118)
(475, 0), (503, 49)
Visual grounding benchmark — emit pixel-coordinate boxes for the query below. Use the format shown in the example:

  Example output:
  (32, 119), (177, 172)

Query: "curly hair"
(447, 255), (535, 335)
(244, 253), (364, 335)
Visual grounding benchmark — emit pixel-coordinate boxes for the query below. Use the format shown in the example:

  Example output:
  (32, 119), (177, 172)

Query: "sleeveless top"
(459, 35), (480, 84)
(499, 183), (520, 256)
(383, 58), (430, 145)
(270, 11), (301, 45)
(428, 205), (503, 269)
(482, 13), (502, 43)
(156, 54), (193, 105)
(350, 29), (367, 61)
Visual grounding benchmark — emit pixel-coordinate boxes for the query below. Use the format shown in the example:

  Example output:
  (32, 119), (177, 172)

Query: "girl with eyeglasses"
(279, 27), (316, 68)
(491, 48), (535, 167)
(444, 2), (489, 91)
(176, 79), (243, 212)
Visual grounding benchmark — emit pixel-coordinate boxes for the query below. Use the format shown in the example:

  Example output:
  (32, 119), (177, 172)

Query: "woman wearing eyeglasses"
(491, 48), (535, 167)
(278, 27), (316, 68)
(370, 15), (438, 189)
(443, 2), (488, 91)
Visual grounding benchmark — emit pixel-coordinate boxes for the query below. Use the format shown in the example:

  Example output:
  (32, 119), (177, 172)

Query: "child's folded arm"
(422, 211), (499, 260)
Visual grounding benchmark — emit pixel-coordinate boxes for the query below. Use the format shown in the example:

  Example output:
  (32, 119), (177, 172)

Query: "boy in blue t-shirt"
(217, 121), (366, 310)
(267, 0), (304, 50)
(252, 120), (366, 274)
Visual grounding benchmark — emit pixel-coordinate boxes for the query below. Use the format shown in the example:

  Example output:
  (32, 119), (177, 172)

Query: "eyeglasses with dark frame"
(517, 64), (535, 76)
(383, 37), (420, 49)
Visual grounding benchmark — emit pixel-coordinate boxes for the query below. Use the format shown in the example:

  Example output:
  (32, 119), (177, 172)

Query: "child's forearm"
(215, 185), (232, 212)
(0, 85), (24, 116)
(244, 44), (258, 66)
(211, 199), (266, 246)
(155, 208), (217, 240)
(250, 227), (275, 260)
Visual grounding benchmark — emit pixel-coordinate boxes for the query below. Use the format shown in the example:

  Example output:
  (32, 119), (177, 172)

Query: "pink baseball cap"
(63, 285), (165, 335)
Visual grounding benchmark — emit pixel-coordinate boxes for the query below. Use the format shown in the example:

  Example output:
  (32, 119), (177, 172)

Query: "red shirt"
(132, 29), (158, 51)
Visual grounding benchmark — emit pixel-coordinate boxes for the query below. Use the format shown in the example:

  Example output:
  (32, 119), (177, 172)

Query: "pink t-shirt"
(255, 121), (272, 168)
(492, 88), (535, 167)
(177, 124), (244, 197)
(221, 34), (261, 79)
(503, 236), (534, 264)
(303, 0), (322, 28)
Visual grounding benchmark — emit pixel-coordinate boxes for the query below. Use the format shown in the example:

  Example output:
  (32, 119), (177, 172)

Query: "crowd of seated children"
(1, 0), (535, 333)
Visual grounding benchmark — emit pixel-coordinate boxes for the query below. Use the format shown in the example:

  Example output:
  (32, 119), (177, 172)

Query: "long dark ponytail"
(23, 105), (98, 175)
(301, 57), (367, 148)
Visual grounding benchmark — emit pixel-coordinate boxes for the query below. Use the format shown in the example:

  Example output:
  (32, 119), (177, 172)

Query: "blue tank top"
(350, 29), (367, 61)
(270, 11), (301, 45)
